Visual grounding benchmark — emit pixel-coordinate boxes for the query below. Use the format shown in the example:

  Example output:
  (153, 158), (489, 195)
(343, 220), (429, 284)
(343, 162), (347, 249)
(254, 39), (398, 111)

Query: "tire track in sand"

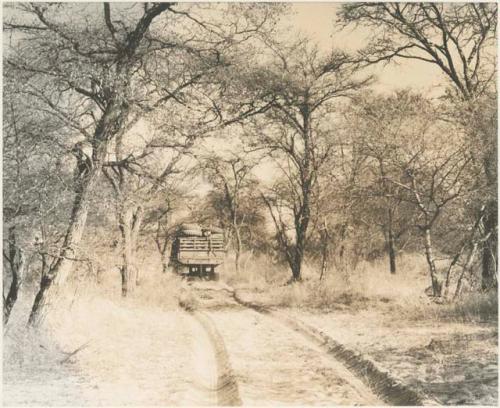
(179, 283), (242, 406)
(186, 282), (380, 405)
(233, 290), (439, 406)
(192, 311), (243, 406)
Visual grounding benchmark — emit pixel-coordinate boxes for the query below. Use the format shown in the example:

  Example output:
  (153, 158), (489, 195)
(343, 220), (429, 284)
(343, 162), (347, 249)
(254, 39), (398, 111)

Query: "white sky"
(291, 3), (445, 95)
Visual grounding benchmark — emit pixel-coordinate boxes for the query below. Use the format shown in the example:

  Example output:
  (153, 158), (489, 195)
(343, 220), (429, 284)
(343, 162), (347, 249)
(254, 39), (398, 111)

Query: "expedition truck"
(169, 223), (225, 280)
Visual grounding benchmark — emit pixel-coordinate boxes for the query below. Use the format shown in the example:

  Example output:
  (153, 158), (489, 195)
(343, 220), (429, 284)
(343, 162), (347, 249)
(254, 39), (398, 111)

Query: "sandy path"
(5, 286), (386, 406)
(288, 308), (498, 405)
(4, 300), (218, 406)
(207, 308), (382, 405)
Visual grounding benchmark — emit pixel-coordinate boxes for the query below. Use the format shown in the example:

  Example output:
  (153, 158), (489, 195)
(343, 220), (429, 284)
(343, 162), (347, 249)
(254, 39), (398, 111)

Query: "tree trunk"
(387, 209), (397, 274)
(161, 249), (169, 274)
(290, 236), (305, 282)
(154, 226), (170, 275)
(423, 228), (441, 297)
(319, 220), (329, 281)
(28, 166), (100, 326)
(481, 199), (497, 290)
(131, 206), (143, 286)
(3, 227), (25, 325)
(4, 252), (25, 325)
(118, 204), (144, 294)
(291, 259), (302, 282)
(234, 226), (242, 274)
(454, 242), (479, 300)
(289, 107), (312, 284)
(320, 241), (328, 281)
(443, 251), (462, 299)
(119, 208), (133, 297)
(338, 222), (348, 262)
(388, 234), (397, 275)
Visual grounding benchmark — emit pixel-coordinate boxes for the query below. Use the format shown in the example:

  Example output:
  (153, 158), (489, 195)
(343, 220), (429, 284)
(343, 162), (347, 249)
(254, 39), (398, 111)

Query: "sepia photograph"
(2, 1), (498, 406)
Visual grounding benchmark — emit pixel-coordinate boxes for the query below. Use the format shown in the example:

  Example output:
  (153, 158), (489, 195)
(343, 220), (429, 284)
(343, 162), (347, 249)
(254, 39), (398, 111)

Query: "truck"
(169, 223), (226, 280)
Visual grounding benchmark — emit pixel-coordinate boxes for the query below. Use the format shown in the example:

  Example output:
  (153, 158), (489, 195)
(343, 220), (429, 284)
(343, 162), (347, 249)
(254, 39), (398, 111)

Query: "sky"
(291, 2), (445, 95)
(234, 2), (450, 186)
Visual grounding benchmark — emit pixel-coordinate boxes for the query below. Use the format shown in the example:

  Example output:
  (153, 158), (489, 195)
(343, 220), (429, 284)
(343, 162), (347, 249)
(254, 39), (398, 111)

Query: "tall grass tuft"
(226, 251), (498, 324)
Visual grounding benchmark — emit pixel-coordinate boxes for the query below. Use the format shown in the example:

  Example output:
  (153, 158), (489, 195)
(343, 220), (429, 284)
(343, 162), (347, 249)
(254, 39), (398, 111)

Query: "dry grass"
(4, 249), (184, 363)
(221, 253), (290, 289)
(404, 291), (498, 323)
(226, 251), (498, 324)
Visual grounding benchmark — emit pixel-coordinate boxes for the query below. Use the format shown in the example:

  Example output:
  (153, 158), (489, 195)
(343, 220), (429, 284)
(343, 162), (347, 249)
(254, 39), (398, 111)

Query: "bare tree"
(5, 2), (172, 325)
(201, 153), (258, 274)
(338, 2), (498, 289)
(5, 2), (286, 317)
(102, 129), (192, 295)
(228, 40), (371, 281)
(345, 91), (433, 274)
(3, 78), (75, 323)
(387, 138), (476, 296)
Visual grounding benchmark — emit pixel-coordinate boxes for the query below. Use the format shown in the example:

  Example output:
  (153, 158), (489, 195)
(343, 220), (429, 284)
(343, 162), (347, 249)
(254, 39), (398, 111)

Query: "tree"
(6, 2), (286, 321)
(338, 2), (498, 289)
(201, 153), (259, 274)
(385, 120), (477, 297)
(5, 2), (173, 325)
(313, 123), (370, 277)
(345, 91), (430, 274)
(227, 40), (370, 281)
(93, 3), (284, 294)
(2, 76), (75, 324)
(102, 122), (194, 295)
(149, 190), (188, 275)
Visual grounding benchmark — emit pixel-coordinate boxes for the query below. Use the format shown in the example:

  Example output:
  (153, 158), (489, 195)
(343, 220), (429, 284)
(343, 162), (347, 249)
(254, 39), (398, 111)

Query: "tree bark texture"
(28, 160), (101, 326)
(387, 208), (396, 274)
(3, 227), (26, 325)
(423, 228), (441, 297)
(234, 226), (242, 275)
(118, 206), (143, 296)
(454, 242), (479, 300)
(481, 199), (497, 290)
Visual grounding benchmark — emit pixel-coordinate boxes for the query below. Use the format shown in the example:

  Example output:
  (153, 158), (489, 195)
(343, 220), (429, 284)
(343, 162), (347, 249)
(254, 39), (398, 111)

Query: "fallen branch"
(59, 340), (91, 364)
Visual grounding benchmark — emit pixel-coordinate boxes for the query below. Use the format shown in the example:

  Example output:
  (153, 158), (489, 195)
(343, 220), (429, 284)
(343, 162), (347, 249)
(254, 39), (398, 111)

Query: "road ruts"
(232, 290), (439, 406)
(183, 281), (381, 405)
(192, 311), (242, 406)
(179, 282), (242, 406)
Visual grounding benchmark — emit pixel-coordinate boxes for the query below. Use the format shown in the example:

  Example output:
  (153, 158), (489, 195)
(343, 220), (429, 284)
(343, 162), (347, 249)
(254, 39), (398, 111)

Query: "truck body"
(169, 224), (225, 279)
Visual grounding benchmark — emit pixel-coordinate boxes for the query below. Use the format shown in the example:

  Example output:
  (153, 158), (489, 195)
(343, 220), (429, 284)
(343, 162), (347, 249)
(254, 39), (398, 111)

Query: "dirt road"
(181, 281), (383, 406)
(5, 282), (384, 406)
